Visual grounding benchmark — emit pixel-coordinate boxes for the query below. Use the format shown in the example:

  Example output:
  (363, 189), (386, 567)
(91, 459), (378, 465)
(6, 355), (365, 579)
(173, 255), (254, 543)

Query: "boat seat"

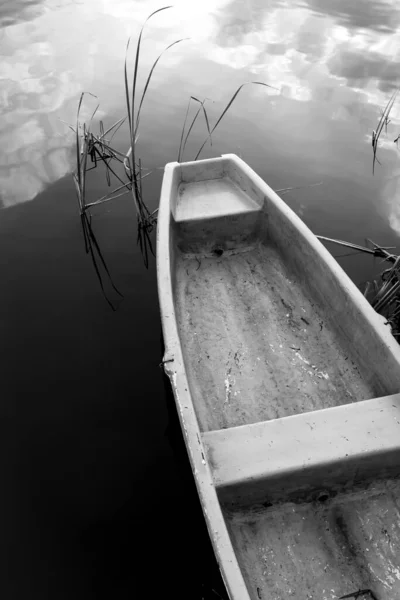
(172, 177), (263, 255)
(174, 178), (261, 222)
(202, 392), (400, 506)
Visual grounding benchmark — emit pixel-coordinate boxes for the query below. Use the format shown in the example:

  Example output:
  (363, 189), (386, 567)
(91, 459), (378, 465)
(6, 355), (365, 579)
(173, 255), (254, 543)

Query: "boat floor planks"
(175, 243), (375, 432)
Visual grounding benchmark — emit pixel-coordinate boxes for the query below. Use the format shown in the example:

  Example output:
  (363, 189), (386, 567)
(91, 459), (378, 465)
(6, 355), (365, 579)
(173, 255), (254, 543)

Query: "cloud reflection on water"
(0, 0), (399, 222)
(304, 0), (400, 34)
(0, 0), (46, 28)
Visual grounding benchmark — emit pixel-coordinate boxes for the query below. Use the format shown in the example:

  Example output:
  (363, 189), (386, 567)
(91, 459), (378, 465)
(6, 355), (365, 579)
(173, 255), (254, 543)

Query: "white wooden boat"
(156, 154), (400, 600)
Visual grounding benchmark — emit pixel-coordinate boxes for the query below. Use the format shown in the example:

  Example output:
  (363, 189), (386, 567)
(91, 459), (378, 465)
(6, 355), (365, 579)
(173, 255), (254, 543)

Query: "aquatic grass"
(69, 5), (185, 296)
(95, 117), (127, 186)
(178, 96), (213, 162)
(81, 212), (124, 311)
(85, 171), (153, 211)
(134, 37), (189, 139)
(123, 5), (188, 266)
(318, 235), (400, 337)
(380, 108), (391, 134)
(194, 81), (279, 161)
(72, 93), (124, 309)
(276, 181), (323, 196)
(317, 236), (397, 263)
(370, 255), (400, 312)
(372, 90), (397, 174)
(73, 92), (98, 215)
(72, 103), (130, 212)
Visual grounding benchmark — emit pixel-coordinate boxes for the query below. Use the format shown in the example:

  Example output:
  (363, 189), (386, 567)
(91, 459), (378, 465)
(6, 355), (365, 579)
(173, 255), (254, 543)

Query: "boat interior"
(169, 157), (400, 600)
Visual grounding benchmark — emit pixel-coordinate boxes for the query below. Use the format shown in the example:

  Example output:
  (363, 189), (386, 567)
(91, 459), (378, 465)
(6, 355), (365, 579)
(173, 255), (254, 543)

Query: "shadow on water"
(159, 331), (229, 600)
(0, 177), (228, 599)
(75, 331), (229, 600)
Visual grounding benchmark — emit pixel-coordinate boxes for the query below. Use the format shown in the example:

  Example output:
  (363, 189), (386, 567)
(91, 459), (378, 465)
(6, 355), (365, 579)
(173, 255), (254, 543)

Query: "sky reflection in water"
(1, 0), (400, 238)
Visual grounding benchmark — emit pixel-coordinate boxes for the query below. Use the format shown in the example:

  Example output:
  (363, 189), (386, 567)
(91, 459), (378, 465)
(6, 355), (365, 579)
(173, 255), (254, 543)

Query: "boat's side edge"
(221, 153), (400, 368)
(156, 162), (250, 600)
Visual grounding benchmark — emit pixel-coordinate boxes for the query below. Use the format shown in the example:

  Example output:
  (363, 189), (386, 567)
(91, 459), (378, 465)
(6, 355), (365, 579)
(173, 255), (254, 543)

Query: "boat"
(156, 153), (400, 600)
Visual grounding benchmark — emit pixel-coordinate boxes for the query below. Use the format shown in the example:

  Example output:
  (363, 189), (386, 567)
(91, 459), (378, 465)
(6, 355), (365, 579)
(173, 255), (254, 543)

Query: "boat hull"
(157, 154), (400, 600)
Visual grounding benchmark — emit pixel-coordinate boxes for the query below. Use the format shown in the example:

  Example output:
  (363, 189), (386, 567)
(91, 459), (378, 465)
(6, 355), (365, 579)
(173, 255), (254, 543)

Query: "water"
(1, 0), (400, 597)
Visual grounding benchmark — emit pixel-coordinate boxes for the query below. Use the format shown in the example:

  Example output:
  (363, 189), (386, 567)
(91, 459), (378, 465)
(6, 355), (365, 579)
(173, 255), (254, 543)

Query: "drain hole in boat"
(212, 246), (224, 257)
(317, 492), (329, 503)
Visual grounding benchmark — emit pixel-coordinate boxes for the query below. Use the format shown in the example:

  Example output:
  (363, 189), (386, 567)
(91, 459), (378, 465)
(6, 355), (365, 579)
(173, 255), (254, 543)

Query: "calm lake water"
(2, 0), (400, 598)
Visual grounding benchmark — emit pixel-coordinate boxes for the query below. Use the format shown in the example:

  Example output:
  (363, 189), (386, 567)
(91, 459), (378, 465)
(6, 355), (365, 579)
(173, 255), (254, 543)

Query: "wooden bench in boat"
(203, 393), (400, 506)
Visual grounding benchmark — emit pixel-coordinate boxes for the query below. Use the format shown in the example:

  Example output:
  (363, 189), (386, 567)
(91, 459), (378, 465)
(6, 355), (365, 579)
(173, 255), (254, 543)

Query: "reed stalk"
(318, 235), (400, 337)
(372, 90), (397, 174)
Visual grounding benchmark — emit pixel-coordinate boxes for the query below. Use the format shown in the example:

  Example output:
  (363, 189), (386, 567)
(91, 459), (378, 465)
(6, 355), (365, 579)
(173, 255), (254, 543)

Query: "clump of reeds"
(318, 235), (400, 338)
(123, 6), (188, 266)
(68, 6), (281, 307)
(73, 7), (185, 257)
(69, 7), (186, 306)
(68, 92), (125, 310)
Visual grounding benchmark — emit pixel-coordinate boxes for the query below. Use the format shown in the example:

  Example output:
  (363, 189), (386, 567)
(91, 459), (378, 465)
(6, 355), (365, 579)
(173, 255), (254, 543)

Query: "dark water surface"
(1, 0), (400, 598)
